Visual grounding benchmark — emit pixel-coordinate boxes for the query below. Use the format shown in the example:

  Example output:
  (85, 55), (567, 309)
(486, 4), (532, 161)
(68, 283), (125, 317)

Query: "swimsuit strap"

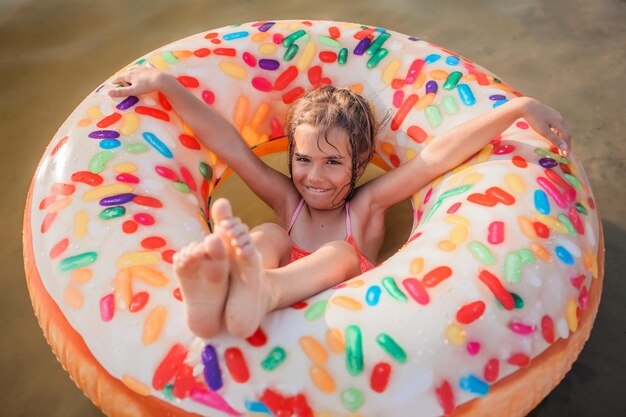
(345, 200), (352, 236)
(287, 198), (306, 234)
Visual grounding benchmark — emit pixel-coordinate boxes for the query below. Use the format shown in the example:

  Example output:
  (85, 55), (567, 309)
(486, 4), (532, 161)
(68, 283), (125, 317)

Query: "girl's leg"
(249, 222), (293, 268)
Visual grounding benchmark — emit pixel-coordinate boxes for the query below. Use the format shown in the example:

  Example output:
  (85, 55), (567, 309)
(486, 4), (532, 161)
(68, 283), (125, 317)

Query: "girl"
(109, 65), (570, 339)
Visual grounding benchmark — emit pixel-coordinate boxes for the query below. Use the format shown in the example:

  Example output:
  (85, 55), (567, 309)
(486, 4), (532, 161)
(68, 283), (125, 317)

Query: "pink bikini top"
(287, 199), (375, 273)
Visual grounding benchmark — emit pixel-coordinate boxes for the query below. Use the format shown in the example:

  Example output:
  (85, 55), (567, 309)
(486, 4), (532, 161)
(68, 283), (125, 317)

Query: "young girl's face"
(291, 124), (353, 210)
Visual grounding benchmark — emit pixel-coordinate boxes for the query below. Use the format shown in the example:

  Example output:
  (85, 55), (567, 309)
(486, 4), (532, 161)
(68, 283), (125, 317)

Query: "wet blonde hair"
(285, 85), (385, 200)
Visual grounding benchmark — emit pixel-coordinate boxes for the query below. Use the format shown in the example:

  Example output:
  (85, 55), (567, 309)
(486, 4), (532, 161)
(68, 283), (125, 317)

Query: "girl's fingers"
(108, 86), (136, 97)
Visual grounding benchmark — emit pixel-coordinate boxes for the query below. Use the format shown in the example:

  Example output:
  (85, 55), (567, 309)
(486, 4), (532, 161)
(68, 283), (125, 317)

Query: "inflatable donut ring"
(24, 20), (604, 417)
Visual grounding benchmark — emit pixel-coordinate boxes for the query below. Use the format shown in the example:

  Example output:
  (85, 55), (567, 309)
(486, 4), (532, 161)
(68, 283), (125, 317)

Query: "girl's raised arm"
(359, 97), (571, 212)
(109, 66), (297, 216)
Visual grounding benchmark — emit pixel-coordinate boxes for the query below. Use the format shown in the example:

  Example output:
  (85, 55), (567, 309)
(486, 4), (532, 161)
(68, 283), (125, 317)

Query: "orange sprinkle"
(122, 374), (151, 396)
(326, 328), (345, 354)
(63, 286), (84, 309)
(71, 268), (93, 284)
(142, 306), (167, 345)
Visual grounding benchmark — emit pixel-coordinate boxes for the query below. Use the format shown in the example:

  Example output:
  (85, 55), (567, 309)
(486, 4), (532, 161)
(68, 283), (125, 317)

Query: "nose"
(307, 163), (324, 183)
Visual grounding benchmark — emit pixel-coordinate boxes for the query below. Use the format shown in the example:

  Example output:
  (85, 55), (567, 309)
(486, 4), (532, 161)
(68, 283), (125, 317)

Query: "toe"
(211, 198), (233, 226)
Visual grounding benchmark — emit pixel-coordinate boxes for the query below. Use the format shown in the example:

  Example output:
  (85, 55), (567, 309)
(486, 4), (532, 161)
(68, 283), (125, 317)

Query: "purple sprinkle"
(353, 38), (371, 55)
(258, 22), (275, 32)
(425, 80), (438, 94)
(539, 157), (558, 168)
(100, 193), (136, 206)
(489, 94), (507, 101)
(259, 58), (280, 70)
(116, 96), (139, 110)
(408, 37), (420, 41)
(202, 344), (223, 391)
(89, 130), (120, 139)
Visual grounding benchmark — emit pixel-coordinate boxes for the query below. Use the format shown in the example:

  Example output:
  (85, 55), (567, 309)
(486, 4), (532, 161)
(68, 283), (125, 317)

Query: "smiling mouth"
(305, 186), (331, 193)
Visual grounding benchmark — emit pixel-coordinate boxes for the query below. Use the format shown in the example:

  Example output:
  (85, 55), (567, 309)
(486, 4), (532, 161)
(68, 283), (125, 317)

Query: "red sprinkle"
(39, 195), (56, 210)
(290, 301), (308, 309)
(402, 278), (429, 305)
(391, 94), (419, 131)
(41, 212), (57, 233)
(122, 220), (138, 234)
(129, 291), (149, 313)
(274, 65), (298, 91)
(478, 270), (514, 310)
(134, 195), (163, 208)
(512, 155), (528, 168)
(52, 183), (75, 196)
(193, 48), (211, 57)
(307, 66), (322, 86)
(422, 266), (453, 288)
(173, 287), (182, 301)
(71, 171), (104, 186)
(242, 51), (256, 67)
(177, 75), (200, 88)
(179, 134), (201, 150)
(541, 315), (555, 343)
(155, 166), (179, 182)
(319, 51), (337, 63)
(162, 249), (176, 264)
(534, 221), (550, 238)
(51, 136), (69, 156)
(467, 193), (499, 207)
(435, 380), (456, 415)
(393, 90), (405, 108)
(49, 238), (69, 259)
(484, 358), (499, 382)
(96, 112), (122, 128)
(135, 106), (170, 121)
(283, 87), (305, 104)
(134, 212), (155, 225)
(246, 326), (267, 347)
(213, 47), (236, 56)
(141, 236), (166, 250)
(579, 285), (589, 310)
(224, 347), (250, 383)
(328, 26), (340, 39)
(252, 76), (273, 92)
(447, 202), (462, 214)
(354, 27), (375, 40)
(487, 221), (505, 244)
(370, 362), (391, 393)
(116, 173), (140, 184)
(507, 353), (530, 367)
(407, 125), (428, 143)
(180, 167), (197, 192)
(158, 92), (172, 110)
(173, 364), (195, 399)
(202, 90), (215, 105)
(486, 187), (515, 205)
(152, 343), (188, 390)
(456, 301), (486, 324)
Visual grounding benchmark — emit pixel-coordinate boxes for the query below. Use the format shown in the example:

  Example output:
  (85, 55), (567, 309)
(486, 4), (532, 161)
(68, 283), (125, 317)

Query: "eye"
(327, 159), (341, 165)
(295, 156), (309, 163)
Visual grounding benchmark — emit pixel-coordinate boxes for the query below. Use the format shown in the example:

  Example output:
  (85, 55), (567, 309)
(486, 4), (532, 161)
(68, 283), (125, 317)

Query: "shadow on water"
(528, 219), (626, 417)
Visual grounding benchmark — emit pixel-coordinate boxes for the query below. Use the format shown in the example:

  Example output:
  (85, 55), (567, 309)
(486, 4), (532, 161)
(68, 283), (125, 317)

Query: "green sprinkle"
(283, 44), (299, 61)
(304, 300), (327, 321)
(421, 199), (443, 223)
(134, 58), (146, 65)
(319, 35), (341, 48)
(381, 277), (407, 301)
(341, 388), (364, 412)
(534, 148), (568, 164)
(469, 242), (496, 265)
(366, 48), (388, 69)
(517, 248), (536, 265)
(425, 105), (443, 128)
(172, 181), (190, 193)
(504, 252), (522, 283)
(282, 29), (306, 47)
(99, 206), (126, 220)
(58, 252), (98, 273)
(376, 333), (407, 363)
(345, 325), (363, 376)
(557, 213), (577, 236)
(366, 32), (390, 55)
(261, 347), (286, 371)
(199, 162), (213, 180)
(89, 151), (114, 173)
(563, 173), (582, 190)
(442, 95), (459, 115)
(125, 143), (148, 154)
(512, 292), (525, 309)
(440, 185), (473, 200)
(161, 51), (178, 64)
(338, 48), (348, 65)
(575, 202), (588, 215)
(162, 384), (174, 401)
(443, 71), (463, 90)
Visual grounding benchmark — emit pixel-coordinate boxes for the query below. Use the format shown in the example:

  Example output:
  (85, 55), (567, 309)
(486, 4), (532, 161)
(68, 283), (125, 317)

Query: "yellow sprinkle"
(414, 93), (435, 110)
(289, 21), (300, 29)
(382, 59), (401, 85)
(530, 242), (552, 263)
(446, 324), (466, 345)
(476, 144), (493, 163)
(591, 252), (598, 279)
(277, 22), (289, 29)
(300, 336), (328, 365)
(150, 54), (168, 70)
(87, 105), (103, 119)
(414, 71), (426, 88)
(518, 215), (536, 239)
(182, 121), (196, 136)
(310, 366), (336, 393)
(462, 173), (483, 185)
(115, 268), (133, 308)
(74, 210), (88, 239)
(348, 83), (364, 94)
(71, 268), (93, 284)
(410, 257), (424, 275)
(116, 251), (161, 269)
(130, 265), (169, 287)
(77, 118), (92, 127)
(450, 225), (468, 245)
(241, 125), (261, 147)
(208, 150), (218, 165)
(122, 374), (151, 396)
(252, 32), (269, 42)
(566, 299), (578, 332)
(380, 142), (395, 155)
(437, 240), (456, 252)
(583, 250), (592, 270)
(251, 102), (270, 129)
(234, 95), (249, 129)
(259, 43), (277, 55)
(143, 306), (167, 345)
(505, 174), (526, 193)
(326, 328), (345, 354)
(114, 162), (137, 173)
(536, 213), (568, 234)
(120, 113), (139, 136)
(219, 61), (247, 79)
(429, 69), (449, 80)
(297, 41), (316, 70)
(445, 215), (469, 226)
(464, 74), (477, 81)
(331, 296), (362, 311)
(47, 197), (72, 213)
(83, 183), (134, 202)
(347, 279), (365, 288)
(63, 286), (84, 309)
(406, 148), (417, 160)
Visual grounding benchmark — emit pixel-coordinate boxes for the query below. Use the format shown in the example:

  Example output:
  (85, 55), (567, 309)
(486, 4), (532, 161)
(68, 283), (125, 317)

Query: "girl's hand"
(518, 97), (572, 156)
(108, 64), (168, 98)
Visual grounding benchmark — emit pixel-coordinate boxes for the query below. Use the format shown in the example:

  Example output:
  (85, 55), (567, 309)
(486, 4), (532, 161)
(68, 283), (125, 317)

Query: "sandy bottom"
(1, 0), (624, 416)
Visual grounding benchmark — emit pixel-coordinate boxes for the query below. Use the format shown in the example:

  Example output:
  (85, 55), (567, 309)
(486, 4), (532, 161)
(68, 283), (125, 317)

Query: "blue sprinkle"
(223, 31), (249, 41)
(202, 344), (223, 391)
(100, 139), (121, 149)
(534, 190), (551, 214)
(142, 132), (173, 158)
(446, 56), (460, 66)
(425, 53), (441, 64)
(493, 100), (508, 108)
(555, 246), (575, 265)
(366, 285), (381, 306)
(459, 374), (489, 397)
(245, 401), (272, 414)
(457, 84), (476, 106)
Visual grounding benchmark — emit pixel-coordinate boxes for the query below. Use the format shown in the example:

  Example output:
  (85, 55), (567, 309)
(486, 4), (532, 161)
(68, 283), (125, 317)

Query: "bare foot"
(173, 234), (229, 339)
(211, 198), (272, 339)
